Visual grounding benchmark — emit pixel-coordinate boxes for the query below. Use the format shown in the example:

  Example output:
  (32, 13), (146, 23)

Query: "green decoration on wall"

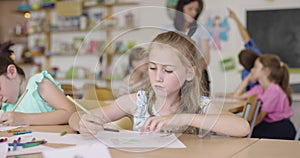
(220, 57), (236, 71)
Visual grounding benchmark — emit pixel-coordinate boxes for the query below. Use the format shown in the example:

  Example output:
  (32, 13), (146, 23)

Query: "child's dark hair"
(259, 54), (292, 105)
(0, 41), (14, 59)
(0, 55), (25, 78)
(238, 49), (260, 70)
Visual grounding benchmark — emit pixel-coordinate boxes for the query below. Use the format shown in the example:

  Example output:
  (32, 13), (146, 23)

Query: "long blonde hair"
(146, 31), (204, 115)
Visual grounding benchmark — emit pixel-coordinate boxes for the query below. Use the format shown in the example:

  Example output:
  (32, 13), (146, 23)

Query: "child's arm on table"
(141, 102), (250, 137)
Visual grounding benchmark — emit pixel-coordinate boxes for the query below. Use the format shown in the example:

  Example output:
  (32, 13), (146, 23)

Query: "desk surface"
(1, 125), (257, 158)
(3, 125), (299, 158)
(110, 135), (257, 158)
(213, 98), (246, 113)
(233, 138), (300, 158)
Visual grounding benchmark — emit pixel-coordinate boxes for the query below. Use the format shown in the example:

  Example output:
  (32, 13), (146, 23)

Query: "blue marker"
(13, 130), (32, 135)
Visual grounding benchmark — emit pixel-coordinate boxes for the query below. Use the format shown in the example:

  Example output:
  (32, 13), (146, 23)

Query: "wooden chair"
(61, 84), (75, 97)
(241, 94), (261, 138)
(294, 127), (300, 140)
(83, 87), (115, 101)
(74, 99), (132, 130)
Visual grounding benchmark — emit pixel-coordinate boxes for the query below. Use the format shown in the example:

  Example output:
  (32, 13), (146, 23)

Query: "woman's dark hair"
(174, 0), (203, 36)
(0, 55), (25, 78)
(238, 49), (260, 70)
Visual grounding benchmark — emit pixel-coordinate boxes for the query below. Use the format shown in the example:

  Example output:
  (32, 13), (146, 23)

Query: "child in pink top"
(247, 82), (293, 122)
(234, 54), (296, 140)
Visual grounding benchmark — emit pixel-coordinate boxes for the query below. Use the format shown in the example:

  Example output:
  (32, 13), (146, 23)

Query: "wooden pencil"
(66, 95), (91, 114)
(12, 89), (28, 112)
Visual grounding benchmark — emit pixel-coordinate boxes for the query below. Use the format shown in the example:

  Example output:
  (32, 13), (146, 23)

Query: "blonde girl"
(69, 31), (249, 137)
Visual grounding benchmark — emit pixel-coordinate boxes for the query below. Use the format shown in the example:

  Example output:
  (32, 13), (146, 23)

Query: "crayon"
(13, 130), (32, 135)
(9, 140), (47, 146)
(60, 130), (67, 136)
(104, 128), (119, 132)
(22, 142), (41, 148)
(7, 128), (26, 133)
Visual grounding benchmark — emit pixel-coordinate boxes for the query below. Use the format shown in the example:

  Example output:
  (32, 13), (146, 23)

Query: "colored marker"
(13, 130), (32, 135)
(22, 142), (41, 148)
(9, 143), (22, 146)
(60, 130), (67, 136)
(7, 128), (26, 133)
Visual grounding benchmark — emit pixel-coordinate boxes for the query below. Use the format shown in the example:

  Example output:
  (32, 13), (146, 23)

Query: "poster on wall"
(203, 9), (230, 51)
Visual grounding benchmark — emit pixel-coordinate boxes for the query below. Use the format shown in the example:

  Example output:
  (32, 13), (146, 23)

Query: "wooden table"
(3, 125), (300, 158)
(212, 98), (246, 113)
(109, 135), (258, 158)
(1, 125), (257, 158)
(232, 138), (300, 158)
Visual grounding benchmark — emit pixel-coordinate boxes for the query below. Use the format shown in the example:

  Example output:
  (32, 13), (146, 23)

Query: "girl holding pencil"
(0, 55), (75, 125)
(69, 31), (250, 137)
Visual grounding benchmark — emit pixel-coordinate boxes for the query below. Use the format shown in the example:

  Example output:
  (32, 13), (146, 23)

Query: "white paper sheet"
(6, 130), (185, 156)
(31, 130), (185, 148)
(7, 145), (54, 156)
(5, 132), (96, 156)
(42, 143), (111, 158)
(95, 130), (186, 148)
(32, 132), (99, 145)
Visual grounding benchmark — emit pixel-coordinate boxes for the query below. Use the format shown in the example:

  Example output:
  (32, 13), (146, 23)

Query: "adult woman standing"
(164, 0), (211, 96)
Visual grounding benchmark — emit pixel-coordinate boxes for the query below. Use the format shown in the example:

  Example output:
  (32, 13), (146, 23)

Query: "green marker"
(60, 130), (67, 136)
(22, 142), (41, 148)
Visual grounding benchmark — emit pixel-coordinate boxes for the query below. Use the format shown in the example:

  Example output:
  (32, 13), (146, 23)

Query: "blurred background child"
(116, 47), (149, 98)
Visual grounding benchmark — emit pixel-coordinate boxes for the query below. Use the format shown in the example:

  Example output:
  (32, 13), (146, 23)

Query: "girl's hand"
(78, 113), (105, 136)
(0, 112), (28, 126)
(141, 114), (192, 133)
(228, 8), (235, 18)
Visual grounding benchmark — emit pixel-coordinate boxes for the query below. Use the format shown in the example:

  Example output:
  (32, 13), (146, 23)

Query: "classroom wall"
(135, 0), (300, 94)
(2, 0), (300, 94)
(98, 0), (300, 94)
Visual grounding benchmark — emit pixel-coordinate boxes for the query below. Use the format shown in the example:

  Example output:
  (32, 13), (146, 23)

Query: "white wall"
(51, 0), (300, 94)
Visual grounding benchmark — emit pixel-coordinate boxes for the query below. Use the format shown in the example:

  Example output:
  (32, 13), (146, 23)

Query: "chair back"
(242, 94), (258, 122)
(241, 94), (261, 138)
(83, 87), (115, 101)
(61, 84), (75, 97)
(295, 126), (300, 140)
